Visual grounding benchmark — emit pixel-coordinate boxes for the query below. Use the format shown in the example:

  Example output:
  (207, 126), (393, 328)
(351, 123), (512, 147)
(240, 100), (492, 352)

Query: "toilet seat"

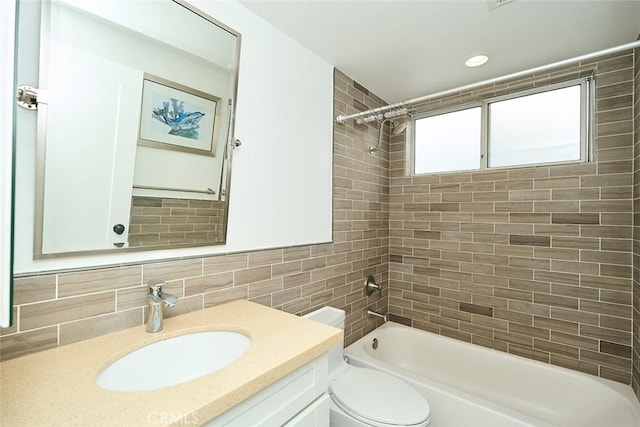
(330, 367), (431, 427)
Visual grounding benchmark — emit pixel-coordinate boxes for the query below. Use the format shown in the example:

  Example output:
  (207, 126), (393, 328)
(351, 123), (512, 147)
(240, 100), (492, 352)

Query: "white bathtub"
(344, 322), (640, 427)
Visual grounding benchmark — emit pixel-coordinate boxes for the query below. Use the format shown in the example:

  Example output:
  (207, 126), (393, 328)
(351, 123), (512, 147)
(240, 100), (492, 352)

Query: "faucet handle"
(364, 275), (382, 296)
(148, 280), (167, 296)
(163, 295), (178, 308)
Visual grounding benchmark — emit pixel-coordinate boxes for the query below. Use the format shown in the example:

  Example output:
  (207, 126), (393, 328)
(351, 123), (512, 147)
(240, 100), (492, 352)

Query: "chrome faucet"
(146, 280), (178, 333)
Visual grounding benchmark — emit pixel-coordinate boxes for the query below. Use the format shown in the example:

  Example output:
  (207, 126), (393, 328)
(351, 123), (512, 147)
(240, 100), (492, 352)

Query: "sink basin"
(95, 331), (251, 391)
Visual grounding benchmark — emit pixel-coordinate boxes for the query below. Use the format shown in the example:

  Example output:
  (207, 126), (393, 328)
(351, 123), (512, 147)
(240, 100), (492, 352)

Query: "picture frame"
(138, 74), (221, 157)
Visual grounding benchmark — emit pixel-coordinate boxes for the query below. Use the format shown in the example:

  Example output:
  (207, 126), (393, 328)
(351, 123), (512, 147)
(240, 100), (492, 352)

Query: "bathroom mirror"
(32, 0), (240, 257)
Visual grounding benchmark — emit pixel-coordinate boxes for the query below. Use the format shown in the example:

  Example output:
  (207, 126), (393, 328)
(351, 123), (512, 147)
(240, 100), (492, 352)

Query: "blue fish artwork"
(152, 98), (205, 140)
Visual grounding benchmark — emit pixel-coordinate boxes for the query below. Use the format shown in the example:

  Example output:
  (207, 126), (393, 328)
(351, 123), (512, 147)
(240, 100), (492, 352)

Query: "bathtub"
(344, 322), (640, 427)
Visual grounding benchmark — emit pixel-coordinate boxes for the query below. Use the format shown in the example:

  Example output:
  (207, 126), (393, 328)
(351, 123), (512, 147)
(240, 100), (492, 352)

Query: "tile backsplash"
(128, 196), (224, 247)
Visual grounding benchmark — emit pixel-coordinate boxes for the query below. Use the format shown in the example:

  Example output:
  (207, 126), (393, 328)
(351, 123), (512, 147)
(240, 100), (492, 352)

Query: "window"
(412, 78), (591, 175)
(414, 107), (482, 174)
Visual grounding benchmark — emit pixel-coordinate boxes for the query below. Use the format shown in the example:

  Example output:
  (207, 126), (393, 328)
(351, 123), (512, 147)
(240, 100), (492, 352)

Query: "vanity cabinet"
(284, 394), (330, 426)
(0, 301), (341, 426)
(206, 354), (329, 426)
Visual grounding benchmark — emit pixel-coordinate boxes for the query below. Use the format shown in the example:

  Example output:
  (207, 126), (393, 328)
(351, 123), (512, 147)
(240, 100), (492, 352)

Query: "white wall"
(1, 0), (17, 326)
(50, 1), (235, 202)
(13, 0), (333, 273)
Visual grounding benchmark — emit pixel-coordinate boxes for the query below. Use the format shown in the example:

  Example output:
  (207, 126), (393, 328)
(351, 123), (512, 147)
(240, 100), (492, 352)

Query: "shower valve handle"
(364, 275), (381, 296)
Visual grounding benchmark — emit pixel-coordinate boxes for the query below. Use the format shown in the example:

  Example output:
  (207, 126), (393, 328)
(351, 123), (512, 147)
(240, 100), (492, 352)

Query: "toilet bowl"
(304, 307), (431, 427)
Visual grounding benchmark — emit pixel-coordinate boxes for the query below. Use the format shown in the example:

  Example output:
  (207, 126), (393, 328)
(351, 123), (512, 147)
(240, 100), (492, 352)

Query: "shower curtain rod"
(336, 39), (640, 124)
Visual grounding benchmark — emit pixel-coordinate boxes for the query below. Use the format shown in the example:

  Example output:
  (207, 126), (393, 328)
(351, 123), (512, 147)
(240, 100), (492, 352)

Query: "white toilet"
(304, 307), (431, 427)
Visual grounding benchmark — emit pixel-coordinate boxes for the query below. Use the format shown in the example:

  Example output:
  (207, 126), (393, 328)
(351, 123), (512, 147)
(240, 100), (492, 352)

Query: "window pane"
(414, 107), (481, 174)
(488, 85), (582, 168)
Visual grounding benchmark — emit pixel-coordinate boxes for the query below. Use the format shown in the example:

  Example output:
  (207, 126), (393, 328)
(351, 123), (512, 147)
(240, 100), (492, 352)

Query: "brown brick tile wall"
(3, 54), (639, 393)
(389, 51), (636, 385)
(128, 196), (224, 247)
(0, 69), (389, 361)
(632, 45), (640, 397)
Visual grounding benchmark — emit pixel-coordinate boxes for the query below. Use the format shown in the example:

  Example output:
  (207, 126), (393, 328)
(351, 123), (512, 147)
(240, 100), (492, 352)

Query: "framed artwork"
(138, 74), (221, 157)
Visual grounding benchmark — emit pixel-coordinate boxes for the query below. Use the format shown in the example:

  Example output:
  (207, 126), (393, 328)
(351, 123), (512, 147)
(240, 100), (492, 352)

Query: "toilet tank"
(304, 306), (346, 376)
(303, 306), (345, 330)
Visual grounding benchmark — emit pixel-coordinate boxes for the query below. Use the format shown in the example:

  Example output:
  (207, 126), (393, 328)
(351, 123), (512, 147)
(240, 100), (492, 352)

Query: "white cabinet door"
(206, 354), (328, 427)
(284, 394), (330, 427)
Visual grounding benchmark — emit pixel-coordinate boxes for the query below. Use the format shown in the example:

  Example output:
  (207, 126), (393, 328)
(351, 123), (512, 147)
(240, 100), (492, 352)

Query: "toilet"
(304, 307), (431, 427)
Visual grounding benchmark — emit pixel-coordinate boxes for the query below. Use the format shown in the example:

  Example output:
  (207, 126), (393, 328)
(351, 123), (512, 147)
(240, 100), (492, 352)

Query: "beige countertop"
(0, 300), (342, 426)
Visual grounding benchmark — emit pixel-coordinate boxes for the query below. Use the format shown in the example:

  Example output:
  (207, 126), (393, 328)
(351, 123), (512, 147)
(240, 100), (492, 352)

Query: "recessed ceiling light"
(465, 54), (489, 68)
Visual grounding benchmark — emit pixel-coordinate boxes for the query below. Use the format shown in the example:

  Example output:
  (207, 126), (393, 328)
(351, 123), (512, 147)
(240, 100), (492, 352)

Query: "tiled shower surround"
(1, 51), (640, 394)
(388, 50), (637, 385)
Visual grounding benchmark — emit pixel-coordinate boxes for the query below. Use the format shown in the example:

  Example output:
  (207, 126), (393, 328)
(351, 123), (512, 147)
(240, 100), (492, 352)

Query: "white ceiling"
(239, 0), (640, 103)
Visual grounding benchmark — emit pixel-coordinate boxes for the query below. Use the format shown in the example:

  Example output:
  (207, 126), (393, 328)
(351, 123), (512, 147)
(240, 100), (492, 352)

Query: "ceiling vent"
(487, 0), (513, 10)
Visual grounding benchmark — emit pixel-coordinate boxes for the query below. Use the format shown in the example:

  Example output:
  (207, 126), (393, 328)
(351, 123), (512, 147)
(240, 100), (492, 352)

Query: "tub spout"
(367, 308), (388, 322)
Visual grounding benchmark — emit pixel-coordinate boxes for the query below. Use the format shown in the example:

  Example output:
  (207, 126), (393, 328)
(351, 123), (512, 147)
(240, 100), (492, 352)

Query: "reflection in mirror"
(34, 0), (240, 257)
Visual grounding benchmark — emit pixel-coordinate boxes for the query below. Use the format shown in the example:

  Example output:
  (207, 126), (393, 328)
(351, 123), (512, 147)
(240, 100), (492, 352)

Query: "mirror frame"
(32, 0), (241, 259)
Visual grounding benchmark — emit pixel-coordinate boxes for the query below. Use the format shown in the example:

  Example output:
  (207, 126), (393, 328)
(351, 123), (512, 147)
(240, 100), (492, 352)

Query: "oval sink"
(96, 331), (251, 391)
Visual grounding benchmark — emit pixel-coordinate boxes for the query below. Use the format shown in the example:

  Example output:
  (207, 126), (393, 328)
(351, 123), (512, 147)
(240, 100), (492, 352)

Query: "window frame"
(410, 77), (593, 176)
(411, 103), (484, 175)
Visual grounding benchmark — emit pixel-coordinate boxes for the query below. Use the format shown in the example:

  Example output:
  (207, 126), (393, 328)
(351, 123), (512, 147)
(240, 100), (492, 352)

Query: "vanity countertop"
(0, 299), (342, 426)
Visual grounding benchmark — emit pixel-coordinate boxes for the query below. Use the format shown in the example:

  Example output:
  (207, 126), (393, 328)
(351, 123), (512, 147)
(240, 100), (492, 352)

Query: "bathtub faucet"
(367, 308), (388, 322)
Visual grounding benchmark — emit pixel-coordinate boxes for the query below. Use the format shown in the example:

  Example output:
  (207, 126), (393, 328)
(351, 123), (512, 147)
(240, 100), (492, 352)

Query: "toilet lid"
(330, 367), (430, 426)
